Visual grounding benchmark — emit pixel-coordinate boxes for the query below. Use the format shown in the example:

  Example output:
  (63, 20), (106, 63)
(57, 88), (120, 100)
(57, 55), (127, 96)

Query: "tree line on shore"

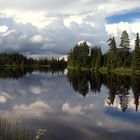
(68, 31), (140, 73)
(0, 52), (67, 69)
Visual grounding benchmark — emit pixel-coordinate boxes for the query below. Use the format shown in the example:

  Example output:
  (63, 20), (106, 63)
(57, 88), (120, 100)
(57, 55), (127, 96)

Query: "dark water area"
(0, 68), (140, 140)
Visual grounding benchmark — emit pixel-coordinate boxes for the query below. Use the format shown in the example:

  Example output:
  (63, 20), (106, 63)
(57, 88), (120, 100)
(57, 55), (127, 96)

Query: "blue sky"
(106, 9), (140, 23)
(0, 0), (140, 57)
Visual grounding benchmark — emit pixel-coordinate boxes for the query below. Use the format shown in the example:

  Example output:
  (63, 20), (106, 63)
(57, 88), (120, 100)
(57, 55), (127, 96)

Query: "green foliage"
(68, 31), (135, 72)
(107, 36), (117, 69)
(120, 31), (130, 50)
(119, 30), (130, 67)
(132, 75), (140, 111)
(133, 33), (140, 72)
(0, 52), (67, 70)
(67, 70), (101, 96)
(95, 47), (102, 68)
(90, 47), (102, 69)
(68, 41), (90, 68)
(90, 47), (98, 68)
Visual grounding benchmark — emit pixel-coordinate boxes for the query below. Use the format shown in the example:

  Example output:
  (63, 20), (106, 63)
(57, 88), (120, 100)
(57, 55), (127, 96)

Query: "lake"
(0, 68), (140, 140)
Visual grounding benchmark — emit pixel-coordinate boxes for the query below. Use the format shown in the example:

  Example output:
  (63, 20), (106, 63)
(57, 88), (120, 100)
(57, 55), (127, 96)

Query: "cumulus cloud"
(0, 25), (8, 33)
(0, 91), (13, 103)
(62, 102), (82, 115)
(0, 95), (7, 103)
(62, 102), (95, 115)
(30, 86), (48, 94)
(0, 0), (139, 56)
(30, 35), (44, 43)
(105, 21), (140, 49)
(13, 100), (54, 118)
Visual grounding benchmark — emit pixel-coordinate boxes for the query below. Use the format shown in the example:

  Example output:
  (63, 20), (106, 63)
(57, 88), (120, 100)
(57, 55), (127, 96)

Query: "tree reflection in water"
(0, 68), (140, 112)
(0, 67), (65, 79)
(132, 75), (140, 111)
(67, 70), (140, 112)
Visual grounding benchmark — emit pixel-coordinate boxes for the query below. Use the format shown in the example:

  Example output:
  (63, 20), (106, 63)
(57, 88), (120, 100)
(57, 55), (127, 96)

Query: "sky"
(0, 0), (140, 57)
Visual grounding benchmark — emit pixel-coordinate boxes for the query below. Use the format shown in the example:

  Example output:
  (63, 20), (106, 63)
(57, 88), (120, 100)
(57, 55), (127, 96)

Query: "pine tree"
(120, 31), (130, 67)
(95, 47), (102, 68)
(68, 41), (90, 68)
(107, 36), (117, 69)
(133, 33), (140, 72)
(90, 47), (98, 69)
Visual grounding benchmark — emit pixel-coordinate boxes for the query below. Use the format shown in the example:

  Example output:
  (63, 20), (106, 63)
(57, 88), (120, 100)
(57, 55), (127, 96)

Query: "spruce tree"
(107, 36), (117, 69)
(90, 47), (98, 69)
(67, 41), (90, 68)
(95, 47), (102, 68)
(120, 31), (130, 67)
(134, 33), (140, 72)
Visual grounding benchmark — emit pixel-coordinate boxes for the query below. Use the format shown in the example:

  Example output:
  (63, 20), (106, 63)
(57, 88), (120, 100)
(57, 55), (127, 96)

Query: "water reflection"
(67, 70), (103, 97)
(67, 70), (140, 112)
(132, 75), (140, 111)
(0, 69), (140, 140)
(0, 114), (32, 140)
(0, 67), (65, 79)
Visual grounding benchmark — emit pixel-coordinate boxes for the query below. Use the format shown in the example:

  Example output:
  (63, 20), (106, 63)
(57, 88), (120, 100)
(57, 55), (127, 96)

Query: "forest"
(0, 52), (67, 69)
(68, 31), (140, 74)
(0, 30), (140, 74)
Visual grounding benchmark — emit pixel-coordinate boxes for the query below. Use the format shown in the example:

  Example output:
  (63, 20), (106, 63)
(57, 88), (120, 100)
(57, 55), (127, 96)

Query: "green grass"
(68, 66), (135, 75)
(112, 67), (133, 74)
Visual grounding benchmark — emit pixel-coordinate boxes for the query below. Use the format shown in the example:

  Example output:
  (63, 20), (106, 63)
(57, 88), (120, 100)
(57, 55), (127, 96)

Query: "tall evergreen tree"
(120, 30), (130, 67)
(107, 36), (117, 68)
(133, 33), (140, 72)
(68, 41), (90, 68)
(90, 47), (98, 68)
(95, 47), (102, 68)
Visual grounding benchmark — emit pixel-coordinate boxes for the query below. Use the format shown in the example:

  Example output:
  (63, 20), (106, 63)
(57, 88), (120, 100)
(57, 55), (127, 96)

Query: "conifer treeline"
(0, 52), (67, 69)
(68, 31), (140, 73)
(67, 70), (140, 112)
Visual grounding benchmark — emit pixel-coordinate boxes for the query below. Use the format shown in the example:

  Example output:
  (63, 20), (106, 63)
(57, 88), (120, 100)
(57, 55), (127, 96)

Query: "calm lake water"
(0, 68), (140, 140)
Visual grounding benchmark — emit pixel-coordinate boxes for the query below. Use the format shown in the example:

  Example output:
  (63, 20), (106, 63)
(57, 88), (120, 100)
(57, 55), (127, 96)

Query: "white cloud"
(131, 21), (140, 33)
(62, 102), (95, 115)
(106, 22), (132, 36)
(30, 86), (42, 94)
(0, 91), (13, 103)
(0, 25), (8, 33)
(102, 0), (140, 15)
(78, 40), (91, 46)
(0, 95), (7, 103)
(2, 29), (16, 36)
(105, 21), (140, 49)
(0, 0), (139, 55)
(62, 102), (82, 115)
(0, 9), (55, 28)
(0, 91), (13, 99)
(13, 100), (54, 118)
(30, 35), (43, 43)
(64, 16), (83, 27)
(30, 86), (48, 94)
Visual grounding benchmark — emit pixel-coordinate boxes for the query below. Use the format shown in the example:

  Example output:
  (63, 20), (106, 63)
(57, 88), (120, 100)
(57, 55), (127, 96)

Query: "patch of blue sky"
(106, 9), (140, 23)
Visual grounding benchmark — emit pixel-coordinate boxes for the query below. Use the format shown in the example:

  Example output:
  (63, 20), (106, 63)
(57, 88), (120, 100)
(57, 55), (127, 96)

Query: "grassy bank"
(68, 67), (135, 75)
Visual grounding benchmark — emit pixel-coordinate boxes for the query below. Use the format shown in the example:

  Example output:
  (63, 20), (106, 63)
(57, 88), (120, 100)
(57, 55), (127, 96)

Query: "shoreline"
(67, 67), (135, 75)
